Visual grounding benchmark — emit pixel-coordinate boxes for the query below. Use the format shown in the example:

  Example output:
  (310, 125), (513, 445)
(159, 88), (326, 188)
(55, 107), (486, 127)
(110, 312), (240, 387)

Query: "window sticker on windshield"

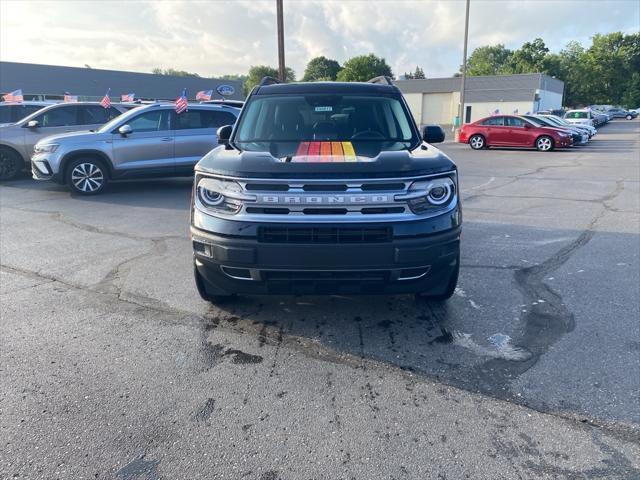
(314, 106), (333, 112)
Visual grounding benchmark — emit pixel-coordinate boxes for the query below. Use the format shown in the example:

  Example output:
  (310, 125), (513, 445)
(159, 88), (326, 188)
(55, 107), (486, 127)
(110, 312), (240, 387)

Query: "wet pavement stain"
(193, 398), (216, 424)
(225, 349), (263, 364)
(115, 455), (160, 480)
(468, 227), (588, 394)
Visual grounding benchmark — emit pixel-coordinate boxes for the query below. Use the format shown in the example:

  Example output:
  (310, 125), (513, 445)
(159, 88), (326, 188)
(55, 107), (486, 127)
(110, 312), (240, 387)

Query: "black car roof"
(254, 81), (401, 96)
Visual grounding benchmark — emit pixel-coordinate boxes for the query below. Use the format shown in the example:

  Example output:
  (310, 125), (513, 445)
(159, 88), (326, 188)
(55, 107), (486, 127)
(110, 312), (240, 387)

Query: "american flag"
(100, 89), (111, 109)
(2, 89), (23, 103)
(196, 90), (213, 101)
(64, 93), (78, 103)
(121, 93), (135, 102)
(175, 88), (188, 114)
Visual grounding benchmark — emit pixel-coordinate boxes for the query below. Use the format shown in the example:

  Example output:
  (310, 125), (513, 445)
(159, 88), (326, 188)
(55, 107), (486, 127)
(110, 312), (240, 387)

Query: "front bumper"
(192, 209), (461, 296)
(31, 152), (63, 182)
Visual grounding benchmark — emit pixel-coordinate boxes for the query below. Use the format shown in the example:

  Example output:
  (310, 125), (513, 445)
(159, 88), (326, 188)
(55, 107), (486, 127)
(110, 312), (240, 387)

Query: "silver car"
(31, 103), (240, 195)
(0, 102), (127, 180)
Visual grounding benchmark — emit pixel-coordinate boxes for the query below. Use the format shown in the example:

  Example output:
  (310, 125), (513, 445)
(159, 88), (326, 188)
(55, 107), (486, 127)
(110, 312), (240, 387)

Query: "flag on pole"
(64, 93), (78, 103)
(196, 90), (213, 101)
(100, 89), (111, 108)
(175, 88), (188, 114)
(2, 89), (23, 103)
(121, 93), (135, 102)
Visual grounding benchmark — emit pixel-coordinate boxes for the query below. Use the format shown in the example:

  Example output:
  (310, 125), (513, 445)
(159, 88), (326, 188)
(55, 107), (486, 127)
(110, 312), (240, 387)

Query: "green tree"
(336, 54), (393, 82)
(302, 56), (341, 81)
(413, 66), (426, 79)
(151, 67), (200, 77)
(463, 44), (512, 76)
(505, 38), (549, 73)
(244, 65), (295, 95)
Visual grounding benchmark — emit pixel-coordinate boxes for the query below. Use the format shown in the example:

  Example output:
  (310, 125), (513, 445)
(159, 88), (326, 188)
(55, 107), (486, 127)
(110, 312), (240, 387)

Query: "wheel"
(194, 264), (233, 305)
(65, 157), (108, 195)
(0, 147), (24, 181)
(626, 114), (633, 120)
(469, 134), (485, 150)
(416, 254), (460, 302)
(535, 136), (554, 152)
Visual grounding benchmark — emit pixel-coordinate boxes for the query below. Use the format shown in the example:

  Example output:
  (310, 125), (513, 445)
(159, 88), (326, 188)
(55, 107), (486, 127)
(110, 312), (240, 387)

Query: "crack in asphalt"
(4, 204), (185, 243)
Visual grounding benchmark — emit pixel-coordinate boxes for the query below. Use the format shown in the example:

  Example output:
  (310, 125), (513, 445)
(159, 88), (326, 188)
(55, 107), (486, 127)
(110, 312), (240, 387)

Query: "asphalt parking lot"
(1, 120), (639, 479)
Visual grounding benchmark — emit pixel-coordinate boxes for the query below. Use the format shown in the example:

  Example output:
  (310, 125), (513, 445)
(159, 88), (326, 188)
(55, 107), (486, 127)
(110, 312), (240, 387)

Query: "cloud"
(1, 0), (638, 79)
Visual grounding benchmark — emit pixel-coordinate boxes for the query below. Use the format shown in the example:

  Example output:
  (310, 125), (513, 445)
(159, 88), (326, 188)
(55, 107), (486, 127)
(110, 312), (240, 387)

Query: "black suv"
(191, 77), (461, 302)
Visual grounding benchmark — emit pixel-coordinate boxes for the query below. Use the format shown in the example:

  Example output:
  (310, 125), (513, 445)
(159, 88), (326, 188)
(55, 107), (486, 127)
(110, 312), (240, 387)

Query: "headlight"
(34, 143), (59, 153)
(398, 175), (457, 214)
(195, 176), (255, 215)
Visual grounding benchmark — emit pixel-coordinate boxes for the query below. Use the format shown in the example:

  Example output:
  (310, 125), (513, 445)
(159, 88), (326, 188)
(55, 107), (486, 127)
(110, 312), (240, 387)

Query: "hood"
(196, 143), (456, 179)
(35, 130), (110, 145)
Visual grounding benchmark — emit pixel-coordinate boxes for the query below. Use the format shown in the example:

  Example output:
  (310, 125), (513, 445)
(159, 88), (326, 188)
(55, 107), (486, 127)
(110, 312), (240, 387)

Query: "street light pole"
(457, 0), (471, 135)
(276, 0), (286, 82)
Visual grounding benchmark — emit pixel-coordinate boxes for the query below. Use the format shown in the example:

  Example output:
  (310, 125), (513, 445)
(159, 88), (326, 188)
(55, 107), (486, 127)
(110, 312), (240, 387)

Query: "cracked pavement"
(1, 120), (639, 479)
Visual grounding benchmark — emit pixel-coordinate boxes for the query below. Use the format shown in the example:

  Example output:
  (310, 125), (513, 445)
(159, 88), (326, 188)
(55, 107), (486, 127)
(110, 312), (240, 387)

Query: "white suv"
(563, 109), (595, 127)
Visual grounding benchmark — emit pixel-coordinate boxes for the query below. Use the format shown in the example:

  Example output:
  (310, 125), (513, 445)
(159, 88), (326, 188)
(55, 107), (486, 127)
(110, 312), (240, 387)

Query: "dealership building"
(0, 61), (243, 102)
(395, 73), (564, 127)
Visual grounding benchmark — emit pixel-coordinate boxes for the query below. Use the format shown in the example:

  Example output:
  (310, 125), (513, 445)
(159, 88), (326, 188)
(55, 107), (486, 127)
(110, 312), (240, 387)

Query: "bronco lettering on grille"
(259, 194), (391, 204)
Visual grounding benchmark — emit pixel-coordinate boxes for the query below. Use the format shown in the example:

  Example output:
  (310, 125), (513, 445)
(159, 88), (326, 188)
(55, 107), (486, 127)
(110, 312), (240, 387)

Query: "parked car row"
(0, 101), (242, 193)
(458, 114), (595, 152)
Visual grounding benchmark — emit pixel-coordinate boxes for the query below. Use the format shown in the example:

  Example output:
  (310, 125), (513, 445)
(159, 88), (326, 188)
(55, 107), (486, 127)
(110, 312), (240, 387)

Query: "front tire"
(536, 136), (554, 152)
(469, 134), (485, 150)
(626, 114), (633, 120)
(65, 157), (108, 195)
(0, 147), (24, 181)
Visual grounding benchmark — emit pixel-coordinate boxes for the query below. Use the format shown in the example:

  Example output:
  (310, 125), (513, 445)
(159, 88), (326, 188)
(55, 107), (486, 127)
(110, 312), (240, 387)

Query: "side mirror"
(118, 124), (132, 136)
(217, 124), (233, 145)
(524, 123), (531, 129)
(27, 120), (39, 128)
(422, 124), (445, 144)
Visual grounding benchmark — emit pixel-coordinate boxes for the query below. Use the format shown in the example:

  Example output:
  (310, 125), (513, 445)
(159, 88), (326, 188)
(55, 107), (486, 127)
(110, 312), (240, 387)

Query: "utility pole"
(276, 0), (286, 82)
(456, 0), (471, 138)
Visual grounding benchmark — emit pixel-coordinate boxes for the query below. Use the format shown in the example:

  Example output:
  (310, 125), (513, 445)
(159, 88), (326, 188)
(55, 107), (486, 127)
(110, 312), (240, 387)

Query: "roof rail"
(368, 76), (394, 86)
(259, 76), (281, 87)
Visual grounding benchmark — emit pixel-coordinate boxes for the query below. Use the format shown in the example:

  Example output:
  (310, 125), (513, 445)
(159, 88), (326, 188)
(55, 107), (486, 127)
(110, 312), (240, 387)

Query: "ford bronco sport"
(191, 77), (461, 302)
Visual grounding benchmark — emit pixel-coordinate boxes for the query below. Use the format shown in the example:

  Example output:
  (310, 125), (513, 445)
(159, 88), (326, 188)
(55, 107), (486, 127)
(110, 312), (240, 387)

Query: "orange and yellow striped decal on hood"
(292, 141), (358, 162)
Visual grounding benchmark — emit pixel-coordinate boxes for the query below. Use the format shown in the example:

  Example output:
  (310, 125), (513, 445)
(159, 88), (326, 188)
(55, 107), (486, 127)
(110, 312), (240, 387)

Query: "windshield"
(525, 117), (543, 127)
(541, 116), (563, 126)
(233, 94), (420, 159)
(566, 111), (588, 119)
(98, 105), (145, 132)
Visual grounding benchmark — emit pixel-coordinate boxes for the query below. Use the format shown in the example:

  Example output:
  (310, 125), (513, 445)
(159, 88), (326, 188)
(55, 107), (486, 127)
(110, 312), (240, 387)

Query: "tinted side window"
(35, 106), (78, 127)
(210, 111), (237, 128)
(176, 109), (238, 130)
(13, 105), (45, 122)
(80, 106), (122, 124)
(481, 117), (504, 126)
(126, 110), (169, 133)
(0, 107), (11, 123)
(505, 117), (525, 127)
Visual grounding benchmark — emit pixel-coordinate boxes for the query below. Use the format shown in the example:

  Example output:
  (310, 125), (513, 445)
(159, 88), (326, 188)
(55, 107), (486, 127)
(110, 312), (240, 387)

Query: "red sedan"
(459, 115), (572, 151)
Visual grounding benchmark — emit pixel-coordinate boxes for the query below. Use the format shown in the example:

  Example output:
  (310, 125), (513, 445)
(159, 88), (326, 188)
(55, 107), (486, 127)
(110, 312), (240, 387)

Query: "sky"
(1, 0), (638, 79)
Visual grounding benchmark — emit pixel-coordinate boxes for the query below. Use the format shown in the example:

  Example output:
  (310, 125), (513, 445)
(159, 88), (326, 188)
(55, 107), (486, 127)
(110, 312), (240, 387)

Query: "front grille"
(263, 270), (389, 281)
(258, 226), (392, 244)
